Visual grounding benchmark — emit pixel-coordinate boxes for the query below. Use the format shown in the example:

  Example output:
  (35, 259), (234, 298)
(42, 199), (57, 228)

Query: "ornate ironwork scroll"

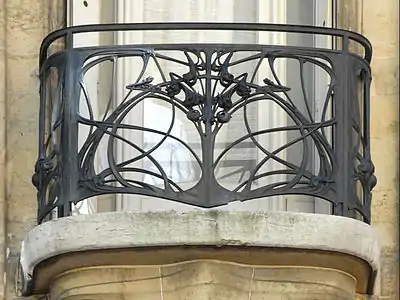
(34, 23), (375, 223)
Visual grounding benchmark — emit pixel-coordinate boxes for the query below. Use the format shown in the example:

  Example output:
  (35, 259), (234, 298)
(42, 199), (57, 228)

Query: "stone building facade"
(0, 0), (398, 299)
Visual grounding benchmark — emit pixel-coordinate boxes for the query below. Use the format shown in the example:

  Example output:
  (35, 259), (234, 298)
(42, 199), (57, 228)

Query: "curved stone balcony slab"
(18, 210), (379, 298)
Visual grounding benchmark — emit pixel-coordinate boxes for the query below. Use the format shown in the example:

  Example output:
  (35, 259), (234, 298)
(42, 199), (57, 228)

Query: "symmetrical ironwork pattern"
(33, 23), (376, 223)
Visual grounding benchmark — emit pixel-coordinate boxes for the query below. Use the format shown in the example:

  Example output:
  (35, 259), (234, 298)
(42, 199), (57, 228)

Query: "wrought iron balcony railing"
(33, 23), (376, 224)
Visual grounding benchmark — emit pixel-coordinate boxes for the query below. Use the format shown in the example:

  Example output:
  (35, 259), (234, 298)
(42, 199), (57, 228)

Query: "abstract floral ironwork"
(34, 23), (376, 224)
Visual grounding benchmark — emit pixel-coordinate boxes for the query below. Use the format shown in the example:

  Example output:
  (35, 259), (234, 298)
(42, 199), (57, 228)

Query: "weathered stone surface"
(20, 210), (380, 278)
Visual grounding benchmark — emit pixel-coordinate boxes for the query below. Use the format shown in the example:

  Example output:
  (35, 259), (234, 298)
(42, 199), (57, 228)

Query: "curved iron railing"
(33, 23), (376, 224)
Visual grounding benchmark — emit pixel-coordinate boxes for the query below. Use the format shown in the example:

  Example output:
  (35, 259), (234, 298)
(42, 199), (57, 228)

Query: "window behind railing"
(67, 0), (335, 216)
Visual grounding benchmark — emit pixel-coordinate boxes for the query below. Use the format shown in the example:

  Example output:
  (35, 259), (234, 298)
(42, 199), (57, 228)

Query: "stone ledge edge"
(18, 210), (380, 295)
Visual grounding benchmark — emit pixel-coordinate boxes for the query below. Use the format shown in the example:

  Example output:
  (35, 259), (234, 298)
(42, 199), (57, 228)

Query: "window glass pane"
(69, 0), (333, 214)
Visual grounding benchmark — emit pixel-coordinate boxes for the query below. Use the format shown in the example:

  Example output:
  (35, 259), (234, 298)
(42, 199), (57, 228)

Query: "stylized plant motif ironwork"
(34, 23), (375, 224)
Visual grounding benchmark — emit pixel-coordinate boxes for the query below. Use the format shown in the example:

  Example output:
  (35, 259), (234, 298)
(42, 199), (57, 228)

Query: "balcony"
(19, 23), (379, 299)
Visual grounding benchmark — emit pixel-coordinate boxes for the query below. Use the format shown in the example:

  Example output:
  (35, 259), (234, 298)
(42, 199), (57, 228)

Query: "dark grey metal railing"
(33, 23), (376, 224)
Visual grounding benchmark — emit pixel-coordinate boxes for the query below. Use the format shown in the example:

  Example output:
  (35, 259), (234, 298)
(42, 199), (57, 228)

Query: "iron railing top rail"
(39, 22), (373, 67)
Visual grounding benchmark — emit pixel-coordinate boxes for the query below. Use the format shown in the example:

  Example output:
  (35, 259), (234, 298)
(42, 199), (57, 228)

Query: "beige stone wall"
(0, 0), (6, 298)
(4, 0), (42, 297)
(0, 1), (64, 299)
(364, 0), (399, 298)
